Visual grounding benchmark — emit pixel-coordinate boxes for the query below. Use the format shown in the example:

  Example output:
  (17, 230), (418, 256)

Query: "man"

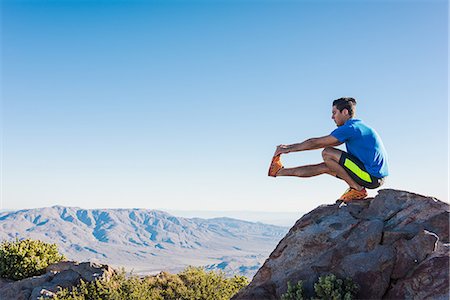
(268, 97), (388, 202)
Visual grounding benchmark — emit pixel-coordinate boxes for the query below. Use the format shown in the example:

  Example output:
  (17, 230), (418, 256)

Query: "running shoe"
(268, 155), (284, 177)
(338, 187), (368, 202)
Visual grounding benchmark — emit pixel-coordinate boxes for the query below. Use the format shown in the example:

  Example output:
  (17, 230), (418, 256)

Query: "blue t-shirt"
(330, 119), (389, 178)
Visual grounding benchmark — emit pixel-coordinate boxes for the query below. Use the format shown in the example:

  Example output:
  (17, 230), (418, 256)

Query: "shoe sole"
(268, 155), (282, 177)
(340, 195), (368, 203)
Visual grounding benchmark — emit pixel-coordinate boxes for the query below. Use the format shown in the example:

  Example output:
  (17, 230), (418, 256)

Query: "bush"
(0, 238), (66, 280)
(281, 274), (359, 300)
(177, 266), (248, 300)
(54, 266), (249, 300)
(281, 280), (304, 300)
(314, 274), (359, 300)
(54, 269), (165, 300)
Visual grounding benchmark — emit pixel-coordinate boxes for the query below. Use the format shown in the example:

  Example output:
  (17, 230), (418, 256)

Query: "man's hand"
(274, 145), (290, 157)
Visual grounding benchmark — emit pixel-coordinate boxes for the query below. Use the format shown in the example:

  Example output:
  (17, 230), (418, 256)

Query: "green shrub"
(314, 274), (359, 300)
(281, 280), (304, 300)
(54, 269), (164, 300)
(177, 266), (249, 300)
(281, 274), (359, 300)
(54, 266), (249, 300)
(0, 238), (66, 280)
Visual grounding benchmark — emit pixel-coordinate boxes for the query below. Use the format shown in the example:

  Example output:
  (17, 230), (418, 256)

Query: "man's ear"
(342, 108), (349, 116)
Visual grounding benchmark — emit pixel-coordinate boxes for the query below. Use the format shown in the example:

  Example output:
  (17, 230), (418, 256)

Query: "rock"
(385, 242), (449, 299)
(233, 189), (449, 299)
(0, 261), (115, 300)
(0, 277), (14, 289)
(0, 273), (55, 300)
(30, 287), (57, 300)
(391, 230), (438, 279)
(337, 245), (395, 299)
(52, 269), (81, 284)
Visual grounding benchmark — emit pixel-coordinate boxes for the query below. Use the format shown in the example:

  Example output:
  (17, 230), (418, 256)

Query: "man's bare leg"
(321, 147), (364, 191)
(277, 162), (333, 177)
(275, 147), (363, 191)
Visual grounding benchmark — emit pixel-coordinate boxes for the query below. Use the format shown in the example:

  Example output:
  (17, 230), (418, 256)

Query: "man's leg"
(275, 147), (364, 191)
(321, 147), (364, 191)
(272, 147), (367, 201)
(277, 162), (333, 177)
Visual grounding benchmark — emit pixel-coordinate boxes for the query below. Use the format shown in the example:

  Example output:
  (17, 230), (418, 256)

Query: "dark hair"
(332, 97), (357, 117)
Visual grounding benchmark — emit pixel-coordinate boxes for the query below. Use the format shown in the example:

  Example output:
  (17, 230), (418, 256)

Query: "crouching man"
(268, 97), (389, 202)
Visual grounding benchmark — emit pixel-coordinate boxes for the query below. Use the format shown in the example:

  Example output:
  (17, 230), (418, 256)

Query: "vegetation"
(0, 238), (65, 280)
(281, 274), (359, 300)
(0, 238), (247, 299)
(314, 274), (359, 300)
(0, 238), (359, 300)
(281, 280), (305, 300)
(54, 266), (249, 300)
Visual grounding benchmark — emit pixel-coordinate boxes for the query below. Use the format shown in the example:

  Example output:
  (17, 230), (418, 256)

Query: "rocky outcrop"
(0, 261), (115, 300)
(233, 189), (449, 299)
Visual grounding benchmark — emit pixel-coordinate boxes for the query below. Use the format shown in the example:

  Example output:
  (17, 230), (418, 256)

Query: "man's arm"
(275, 135), (342, 156)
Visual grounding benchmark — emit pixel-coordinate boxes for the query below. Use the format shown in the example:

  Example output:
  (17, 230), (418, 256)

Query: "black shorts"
(338, 152), (385, 189)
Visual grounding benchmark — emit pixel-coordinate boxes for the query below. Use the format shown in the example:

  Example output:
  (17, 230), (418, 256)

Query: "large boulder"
(0, 261), (115, 300)
(233, 189), (449, 299)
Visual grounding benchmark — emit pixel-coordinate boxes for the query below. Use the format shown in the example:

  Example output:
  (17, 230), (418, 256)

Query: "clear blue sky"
(1, 0), (448, 213)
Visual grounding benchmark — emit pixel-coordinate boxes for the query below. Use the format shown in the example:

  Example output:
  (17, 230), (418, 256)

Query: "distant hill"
(0, 206), (288, 277)
(167, 210), (300, 227)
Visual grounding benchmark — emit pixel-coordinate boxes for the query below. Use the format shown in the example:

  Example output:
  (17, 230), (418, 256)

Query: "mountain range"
(0, 206), (289, 277)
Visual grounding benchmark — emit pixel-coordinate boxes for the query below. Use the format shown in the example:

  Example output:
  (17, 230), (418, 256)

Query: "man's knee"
(322, 147), (341, 162)
(321, 147), (334, 160)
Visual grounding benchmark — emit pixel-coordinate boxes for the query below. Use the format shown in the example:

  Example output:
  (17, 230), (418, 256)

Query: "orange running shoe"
(339, 187), (368, 202)
(268, 155), (284, 177)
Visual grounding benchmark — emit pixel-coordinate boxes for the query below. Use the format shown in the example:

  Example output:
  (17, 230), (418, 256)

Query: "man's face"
(332, 105), (348, 126)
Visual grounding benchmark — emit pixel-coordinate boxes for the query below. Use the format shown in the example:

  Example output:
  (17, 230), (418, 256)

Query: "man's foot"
(268, 155), (284, 177)
(338, 187), (368, 202)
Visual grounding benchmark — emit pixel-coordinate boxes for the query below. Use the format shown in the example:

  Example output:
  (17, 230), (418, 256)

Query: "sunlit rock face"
(233, 189), (449, 300)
